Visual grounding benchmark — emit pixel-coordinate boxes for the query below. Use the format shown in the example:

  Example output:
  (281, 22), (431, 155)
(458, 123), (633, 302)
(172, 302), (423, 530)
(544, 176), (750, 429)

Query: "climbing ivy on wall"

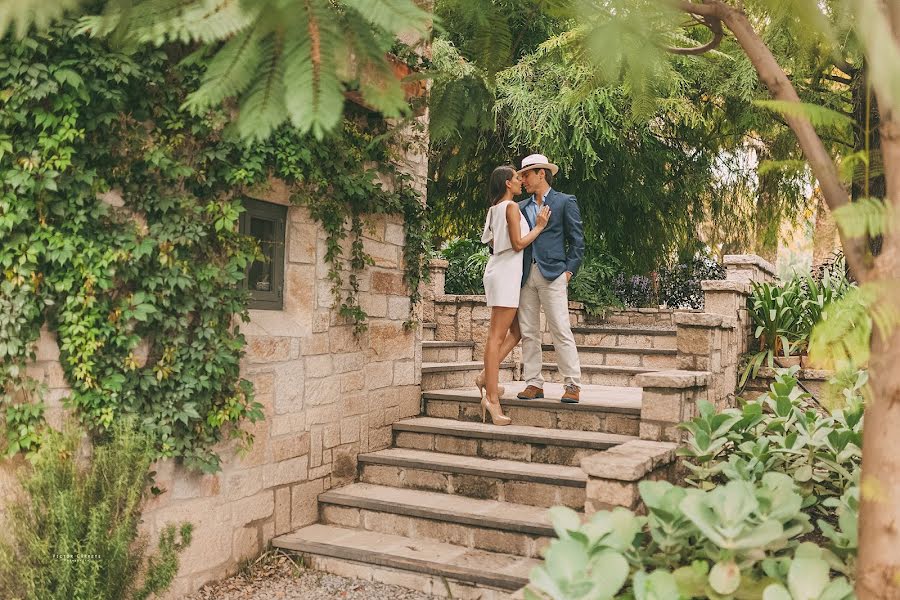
(0, 20), (428, 471)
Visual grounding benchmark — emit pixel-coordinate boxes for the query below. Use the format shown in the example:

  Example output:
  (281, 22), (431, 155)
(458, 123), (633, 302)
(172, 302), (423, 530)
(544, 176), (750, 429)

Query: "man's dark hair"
(542, 168), (554, 187)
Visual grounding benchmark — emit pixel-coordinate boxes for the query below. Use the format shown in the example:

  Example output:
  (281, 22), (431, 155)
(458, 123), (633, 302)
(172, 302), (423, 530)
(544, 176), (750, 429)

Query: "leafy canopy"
(0, 0), (431, 140)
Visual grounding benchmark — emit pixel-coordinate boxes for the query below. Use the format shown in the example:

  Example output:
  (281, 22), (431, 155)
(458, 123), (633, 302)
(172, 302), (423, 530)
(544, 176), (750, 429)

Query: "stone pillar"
(674, 312), (738, 410)
(422, 258), (448, 324)
(700, 279), (751, 355)
(580, 440), (678, 514)
(723, 254), (776, 283)
(634, 370), (709, 442)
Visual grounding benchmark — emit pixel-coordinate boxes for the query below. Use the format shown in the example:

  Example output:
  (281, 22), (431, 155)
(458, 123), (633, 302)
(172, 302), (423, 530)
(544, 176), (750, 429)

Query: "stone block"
(365, 362), (394, 389)
(232, 525), (259, 564)
(502, 481), (558, 507)
(341, 371), (366, 392)
(641, 390), (684, 422)
(224, 467), (266, 502)
(413, 518), (472, 547)
(362, 238), (398, 268)
(385, 223), (405, 246)
(555, 411), (604, 432)
(245, 336), (292, 363)
(371, 271), (407, 295)
(340, 416), (360, 444)
(232, 489), (275, 525)
(271, 412), (306, 437)
(362, 510), (415, 536)
(434, 435), (478, 455)
(264, 455), (309, 488)
(361, 464), (402, 486)
(291, 478), (325, 528)
(393, 360), (416, 386)
(361, 293), (388, 318)
(404, 468), (450, 492)
(322, 505), (361, 528)
(288, 222), (317, 263)
(634, 370), (709, 389)
(323, 423), (340, 448)
(585, 479), (638, 508)
(274, 487), (291, 535)
(172, 473), (221, 500)
(369, 322), (414, 360)
(480, 439), (530, 461)
(396, 431), (434, 450)
(388, 296), (411, 320)
(272, 433), (310, 462)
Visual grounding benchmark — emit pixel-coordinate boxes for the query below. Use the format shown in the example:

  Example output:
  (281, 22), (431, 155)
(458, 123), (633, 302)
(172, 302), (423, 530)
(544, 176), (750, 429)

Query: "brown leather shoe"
(517, 385), (544, 400)
(561, 384), (580, 404)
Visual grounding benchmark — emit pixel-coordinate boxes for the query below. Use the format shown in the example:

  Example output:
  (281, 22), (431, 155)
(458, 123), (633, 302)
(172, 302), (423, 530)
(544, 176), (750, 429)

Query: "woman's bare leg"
(484, 307), (518, 406)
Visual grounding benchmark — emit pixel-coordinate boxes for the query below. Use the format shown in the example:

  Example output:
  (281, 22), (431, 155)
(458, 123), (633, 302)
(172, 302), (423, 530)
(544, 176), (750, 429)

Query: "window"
(240, 198), (287, 310)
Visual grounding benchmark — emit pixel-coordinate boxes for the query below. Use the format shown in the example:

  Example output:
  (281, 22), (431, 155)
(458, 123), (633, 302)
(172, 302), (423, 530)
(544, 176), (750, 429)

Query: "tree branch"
(678, 0), (873, 281)
(665, 16), (724, 55)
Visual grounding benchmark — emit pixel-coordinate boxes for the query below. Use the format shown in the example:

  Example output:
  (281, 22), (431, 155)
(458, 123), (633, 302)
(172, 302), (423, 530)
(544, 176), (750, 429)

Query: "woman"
(477, 166), (550, 425)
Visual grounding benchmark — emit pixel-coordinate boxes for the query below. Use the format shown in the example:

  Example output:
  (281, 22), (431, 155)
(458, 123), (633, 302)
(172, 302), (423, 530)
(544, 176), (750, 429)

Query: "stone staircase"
(272, 318), (681, 598)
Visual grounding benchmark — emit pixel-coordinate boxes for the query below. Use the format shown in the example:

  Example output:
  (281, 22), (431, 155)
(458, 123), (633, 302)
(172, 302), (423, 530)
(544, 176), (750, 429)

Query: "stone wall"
(425, 259), (676, 361)
(6, 172), (427, 596)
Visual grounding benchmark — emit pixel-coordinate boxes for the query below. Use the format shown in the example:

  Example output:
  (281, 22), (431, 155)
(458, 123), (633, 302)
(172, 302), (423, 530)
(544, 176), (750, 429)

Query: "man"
(516, 153), (585, 403)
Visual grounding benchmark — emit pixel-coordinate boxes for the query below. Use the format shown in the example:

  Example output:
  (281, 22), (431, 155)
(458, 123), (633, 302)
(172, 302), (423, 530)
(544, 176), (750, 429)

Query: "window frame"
(240, 198), (287, 311)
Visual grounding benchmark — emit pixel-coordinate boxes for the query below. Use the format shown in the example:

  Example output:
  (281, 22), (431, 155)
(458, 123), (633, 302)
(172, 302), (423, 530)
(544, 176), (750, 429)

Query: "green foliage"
(2, 0), (430, 141)
(741, 266), (856, 385)
(434, 236), (489, 295)
(528, 371), (861, 600)
(567, 255), (624, 316)
(0, 421), (192, 600)
(679, 369), (862, 516)
(0, 18), (428, 469)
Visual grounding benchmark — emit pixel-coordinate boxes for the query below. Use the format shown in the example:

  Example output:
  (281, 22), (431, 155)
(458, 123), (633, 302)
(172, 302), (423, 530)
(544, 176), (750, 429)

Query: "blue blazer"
(519, 189), (585, 286)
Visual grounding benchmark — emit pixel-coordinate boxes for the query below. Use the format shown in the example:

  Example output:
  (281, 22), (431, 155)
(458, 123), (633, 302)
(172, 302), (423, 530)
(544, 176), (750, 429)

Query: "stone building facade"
(3, 128), (428, 596)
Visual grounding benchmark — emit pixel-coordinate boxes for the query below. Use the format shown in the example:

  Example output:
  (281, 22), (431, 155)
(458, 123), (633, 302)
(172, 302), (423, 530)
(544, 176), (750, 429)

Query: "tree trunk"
(856, 25), (900, 592)
(674, 2), (899, 596)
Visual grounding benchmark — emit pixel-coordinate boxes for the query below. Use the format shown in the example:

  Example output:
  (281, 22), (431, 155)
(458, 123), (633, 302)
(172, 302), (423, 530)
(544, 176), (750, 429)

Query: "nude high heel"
(480, 391), (511, 426)
(475, 370), (505, 398)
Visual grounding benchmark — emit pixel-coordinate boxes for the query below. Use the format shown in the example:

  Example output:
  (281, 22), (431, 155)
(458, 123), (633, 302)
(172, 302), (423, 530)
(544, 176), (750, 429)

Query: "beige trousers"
(518, 263), (581, 387)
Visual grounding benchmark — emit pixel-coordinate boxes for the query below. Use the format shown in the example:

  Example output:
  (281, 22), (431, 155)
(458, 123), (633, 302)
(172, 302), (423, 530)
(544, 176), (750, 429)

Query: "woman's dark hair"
(488, 165), (517, 205)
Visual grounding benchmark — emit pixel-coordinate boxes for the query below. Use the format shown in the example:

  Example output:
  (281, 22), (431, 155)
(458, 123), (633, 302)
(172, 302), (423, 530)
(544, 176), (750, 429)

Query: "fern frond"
(343, 0), (430, 37)
(832, 197), (893, 239)
(809, 282), (900, 370)
(283, 0), (343, 139)
(341, 11), (406, 119)
(182, 13), (268, 114)
(0, 0), (82, 37)
(753, 99), (853, 131)
(80, 0), (256, 45)
(234, 30), (286, 142)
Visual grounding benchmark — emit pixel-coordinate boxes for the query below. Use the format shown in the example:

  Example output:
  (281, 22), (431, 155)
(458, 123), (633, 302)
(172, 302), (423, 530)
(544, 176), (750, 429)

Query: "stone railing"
(581, 440), (678, 514)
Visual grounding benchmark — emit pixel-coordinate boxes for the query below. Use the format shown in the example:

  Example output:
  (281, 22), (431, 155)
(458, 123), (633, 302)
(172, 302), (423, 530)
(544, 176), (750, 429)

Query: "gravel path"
(184, 551), (440, 600)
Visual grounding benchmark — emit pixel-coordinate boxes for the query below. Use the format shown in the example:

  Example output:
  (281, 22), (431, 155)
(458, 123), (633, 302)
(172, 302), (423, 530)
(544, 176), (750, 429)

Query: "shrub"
(657, 256), (726, 309)
(436, 236), (489, 295)
(0, 421), (192, 600)
(742, 263), (856, 385)
(527, 370), (860, 600)
(568, 255), (624, 316)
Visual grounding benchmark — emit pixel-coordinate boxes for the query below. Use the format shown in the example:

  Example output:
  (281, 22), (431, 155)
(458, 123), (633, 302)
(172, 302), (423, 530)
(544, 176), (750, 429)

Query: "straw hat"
(518, 153), (559, 176)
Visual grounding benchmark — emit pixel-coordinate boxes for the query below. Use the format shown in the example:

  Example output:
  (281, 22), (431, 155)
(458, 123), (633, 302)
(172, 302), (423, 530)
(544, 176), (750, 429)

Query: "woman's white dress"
(481, 200), (529, 308)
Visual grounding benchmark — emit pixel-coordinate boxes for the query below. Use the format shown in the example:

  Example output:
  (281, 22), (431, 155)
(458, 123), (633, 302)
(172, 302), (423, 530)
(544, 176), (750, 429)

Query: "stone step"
(423, 322), (436, 341)
(273, 524), (538, 594)
(542, 363), (659, 387)
(358, 448), (586, 509)
(570, 326), (676, 350)
(542, 344), (677, 368)
(423, 340), (475, 363)
(318, 483), (556, 558)
(393, 417), (636, 466)
(423, 382), (641, 435)
(421, 361), (515, 392)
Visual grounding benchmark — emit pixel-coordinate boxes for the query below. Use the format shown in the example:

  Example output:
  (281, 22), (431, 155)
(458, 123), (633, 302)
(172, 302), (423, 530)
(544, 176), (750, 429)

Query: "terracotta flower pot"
(775, 356), (801, 368)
